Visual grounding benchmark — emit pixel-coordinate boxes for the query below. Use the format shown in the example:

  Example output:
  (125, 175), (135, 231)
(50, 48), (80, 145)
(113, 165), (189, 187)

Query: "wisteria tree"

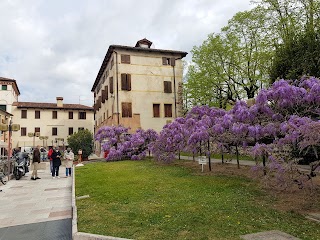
(153, 76), (320, 189)
(95, 126), (158, 161)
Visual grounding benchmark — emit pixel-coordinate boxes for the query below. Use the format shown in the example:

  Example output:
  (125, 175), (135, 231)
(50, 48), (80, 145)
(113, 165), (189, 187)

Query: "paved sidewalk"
(0, 162), (72, 240)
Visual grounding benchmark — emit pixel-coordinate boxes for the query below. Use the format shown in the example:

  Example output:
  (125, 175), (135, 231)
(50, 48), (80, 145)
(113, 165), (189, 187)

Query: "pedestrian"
(31, 145), (41, 180)
(48, 146), (54, 174)
(51, 147), (62, 179)
(64, 148), (74, 177)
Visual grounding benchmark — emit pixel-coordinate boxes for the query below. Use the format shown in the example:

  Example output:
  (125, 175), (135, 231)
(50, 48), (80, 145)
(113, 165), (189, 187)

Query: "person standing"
(51, 147), (62, 179)
(31, 146), (41, 180)
(48, 146), (54, 174)
(64, 148), (74, 177)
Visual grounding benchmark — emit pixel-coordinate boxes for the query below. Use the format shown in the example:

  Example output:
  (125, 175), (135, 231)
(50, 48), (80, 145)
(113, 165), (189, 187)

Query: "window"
(21, 110), (27, 119)
(164, 104), (172, 117)
(35, 110), (40, 119)
(35, 127), (40, 134)
(68, 127), (73, 135)
(0, 105), (6, 111)
(109, 77), (114, 94)
(162, 57), (175, 66)
(78, 127), (84, 131)
(121, 74), (131, 91)
(52, 111), (57, 119)
(52, 127), (57, 136)
(121, 54), (130, 64)
(122, 102), (132, 118)
(69, 111), (73, 119)
(21, 127), (27, 136)
(101, 90), (106, 103)
(105, 86), (108, 100)
(79, 112), (86, 119)
(164, 81), (172, 93)
(1, 85), (7, 90)
(153, 104), (160, 118)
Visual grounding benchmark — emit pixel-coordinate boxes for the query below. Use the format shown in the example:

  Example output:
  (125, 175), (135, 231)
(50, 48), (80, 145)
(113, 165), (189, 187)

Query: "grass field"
(75, 160), (319, 240)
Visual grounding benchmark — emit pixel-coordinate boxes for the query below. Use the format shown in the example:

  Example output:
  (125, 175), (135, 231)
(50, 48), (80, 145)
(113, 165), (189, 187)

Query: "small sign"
(198, 156), (207, 165)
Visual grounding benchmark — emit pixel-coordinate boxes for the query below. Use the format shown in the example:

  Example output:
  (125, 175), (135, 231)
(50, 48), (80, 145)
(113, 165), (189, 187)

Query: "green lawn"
(75, 160), (319, 240)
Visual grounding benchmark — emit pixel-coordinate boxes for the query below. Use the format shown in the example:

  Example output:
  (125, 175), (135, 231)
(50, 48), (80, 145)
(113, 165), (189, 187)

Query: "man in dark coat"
(51, 147), (62, 179)
(31, 146), (41, 180)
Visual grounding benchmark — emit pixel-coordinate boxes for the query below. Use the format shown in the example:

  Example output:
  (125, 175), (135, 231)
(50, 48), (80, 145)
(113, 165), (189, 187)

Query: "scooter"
(13, 152), (30, 180)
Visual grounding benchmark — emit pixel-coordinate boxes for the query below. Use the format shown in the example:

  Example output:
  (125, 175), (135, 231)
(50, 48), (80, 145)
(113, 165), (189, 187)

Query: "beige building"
(11, 97), (94, 149)
(91, 38), (187, 134)
(0, 77), (20, 113)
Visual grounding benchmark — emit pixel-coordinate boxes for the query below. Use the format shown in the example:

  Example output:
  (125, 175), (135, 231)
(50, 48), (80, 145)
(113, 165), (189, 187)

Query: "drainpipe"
(115, 51), (120, 125)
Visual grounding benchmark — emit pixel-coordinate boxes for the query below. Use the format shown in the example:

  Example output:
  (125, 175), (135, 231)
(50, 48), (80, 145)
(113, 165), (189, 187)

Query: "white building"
(92, 38), (187, 133)
(11, 97), (94, 149)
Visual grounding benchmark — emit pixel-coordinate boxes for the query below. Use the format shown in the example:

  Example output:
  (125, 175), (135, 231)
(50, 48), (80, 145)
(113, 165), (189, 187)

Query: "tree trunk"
(208, 140), (211, 171)
(262, 154), (267, 176)
(235, 145), (240, 169)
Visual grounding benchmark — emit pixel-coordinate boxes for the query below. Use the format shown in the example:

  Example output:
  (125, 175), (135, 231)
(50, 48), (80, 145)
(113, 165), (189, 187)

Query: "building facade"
(11, 97), (94, 149)
(91, 39), (188, 134)
(0, 77), (20, 113)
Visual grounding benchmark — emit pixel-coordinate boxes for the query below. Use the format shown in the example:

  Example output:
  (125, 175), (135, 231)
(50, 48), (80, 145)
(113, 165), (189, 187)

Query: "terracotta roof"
(12, 101), (94, 111)
(91, 44), (188, 92)
(0, 77), (21, 95)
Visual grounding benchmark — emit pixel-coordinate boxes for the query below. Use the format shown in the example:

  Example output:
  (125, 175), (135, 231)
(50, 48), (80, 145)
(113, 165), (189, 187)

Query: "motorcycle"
(13, 152), (30, 180)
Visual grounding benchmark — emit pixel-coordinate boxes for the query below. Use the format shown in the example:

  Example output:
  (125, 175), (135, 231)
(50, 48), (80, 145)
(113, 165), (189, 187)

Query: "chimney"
(56, 97), (63, 107)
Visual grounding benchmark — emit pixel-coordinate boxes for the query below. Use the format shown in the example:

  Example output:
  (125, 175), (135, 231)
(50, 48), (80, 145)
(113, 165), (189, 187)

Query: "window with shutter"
(35, 110), (40, 119)
(109, 77), (114, 94)
(106, 86), (108, 100)
(164, 104), (172, 117)
(21, 127), (27, 136)
(69, 111), (73, 119)
(162, 57), (171, 65)
(164, 81), (172, 93)
(122, 102), (132, 118)
(52, 111), (57, 119)
(35, 127), (40, 134)
(102, 90), (106, 103)
(52, 127), (57, 136)
(21, 110), (27, 119)
(121, 74), (131, 91)
(69, 127), (73, 135)
(121, 54), (130, 64)
(153, 104), (160, 118)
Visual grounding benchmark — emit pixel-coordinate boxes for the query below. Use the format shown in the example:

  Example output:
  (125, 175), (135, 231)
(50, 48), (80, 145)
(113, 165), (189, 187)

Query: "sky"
(0, 0), (253, 107)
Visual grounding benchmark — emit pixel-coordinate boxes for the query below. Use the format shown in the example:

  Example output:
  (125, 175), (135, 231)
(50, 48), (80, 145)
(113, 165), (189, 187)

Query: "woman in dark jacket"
(51, 147), (62, 179)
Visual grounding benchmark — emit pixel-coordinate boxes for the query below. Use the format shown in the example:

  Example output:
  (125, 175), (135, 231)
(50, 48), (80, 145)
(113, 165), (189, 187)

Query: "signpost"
(198, 156), (207, 172)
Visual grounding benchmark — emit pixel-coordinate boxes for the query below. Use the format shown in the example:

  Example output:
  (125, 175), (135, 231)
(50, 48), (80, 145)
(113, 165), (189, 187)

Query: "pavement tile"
(49, 210), (72, 218)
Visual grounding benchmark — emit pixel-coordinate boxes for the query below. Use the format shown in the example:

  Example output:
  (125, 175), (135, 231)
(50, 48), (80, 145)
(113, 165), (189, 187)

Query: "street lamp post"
(0, 119), (20, 182)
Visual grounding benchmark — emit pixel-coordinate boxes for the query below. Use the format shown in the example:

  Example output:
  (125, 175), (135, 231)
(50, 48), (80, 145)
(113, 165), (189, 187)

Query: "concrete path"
(0, 162), (72, 240)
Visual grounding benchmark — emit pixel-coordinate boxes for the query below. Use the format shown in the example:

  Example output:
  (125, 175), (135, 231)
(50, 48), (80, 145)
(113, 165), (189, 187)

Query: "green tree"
(186, 8), (273, 108)
(67, 129), (93, 159)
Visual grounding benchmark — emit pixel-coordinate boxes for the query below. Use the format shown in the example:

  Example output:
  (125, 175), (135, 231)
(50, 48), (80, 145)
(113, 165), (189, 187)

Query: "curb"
(71, 165), (132, 240)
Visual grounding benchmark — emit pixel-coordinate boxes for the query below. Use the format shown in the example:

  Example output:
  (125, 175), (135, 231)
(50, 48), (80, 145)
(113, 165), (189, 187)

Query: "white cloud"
(0, 0), (253, 107)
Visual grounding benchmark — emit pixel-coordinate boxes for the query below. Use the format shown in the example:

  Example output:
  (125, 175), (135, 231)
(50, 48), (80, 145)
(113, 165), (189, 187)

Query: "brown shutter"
(170, 58), (175, 66)
(153, 104), (160, 117)
(126, 55), (131, 64)
(105, 86), (108, 100)
(128, 102), (132, 117)
(162, 57), (167, 65)
(164, 104), (172, 117)
(127, 74), (131, 91)
(164, 81), (172, 93)
(121, 55), (125, 63)
(109, 77), (114, 93)
(101, 90), (106, 103)
(121, 74), (126, 90)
